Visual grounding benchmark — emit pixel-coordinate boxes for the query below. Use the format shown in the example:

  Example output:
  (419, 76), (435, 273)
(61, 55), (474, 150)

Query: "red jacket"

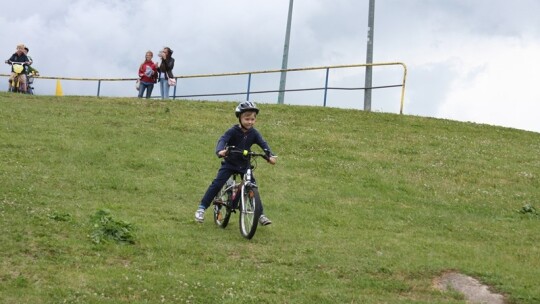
(138, 60), (158, 83)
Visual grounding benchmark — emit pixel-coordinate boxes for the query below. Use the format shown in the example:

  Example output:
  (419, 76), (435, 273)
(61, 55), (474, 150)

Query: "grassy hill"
(1, 92), (539, 303)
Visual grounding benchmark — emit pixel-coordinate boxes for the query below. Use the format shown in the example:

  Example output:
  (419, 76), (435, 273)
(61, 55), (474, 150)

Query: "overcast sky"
(2, 0), (540, 133)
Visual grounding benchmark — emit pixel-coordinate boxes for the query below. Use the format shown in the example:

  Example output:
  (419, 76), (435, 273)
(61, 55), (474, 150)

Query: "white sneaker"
(194, 208), (205, 223)
(259, 214), (272, 226)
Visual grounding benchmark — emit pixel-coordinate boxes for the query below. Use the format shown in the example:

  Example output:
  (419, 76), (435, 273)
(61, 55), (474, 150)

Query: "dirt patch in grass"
(433, 271), (505, 304)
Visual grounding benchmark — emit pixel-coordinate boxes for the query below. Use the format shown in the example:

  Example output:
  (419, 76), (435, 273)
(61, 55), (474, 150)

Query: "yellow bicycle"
(6, 61), (26, 93)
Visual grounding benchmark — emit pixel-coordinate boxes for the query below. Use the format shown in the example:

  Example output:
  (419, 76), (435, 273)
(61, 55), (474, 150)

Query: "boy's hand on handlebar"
(217, 149), (228, 158)
(263, 148), (277, 165)
(220, 146), (236, 158)
(268, 156), (277, 165)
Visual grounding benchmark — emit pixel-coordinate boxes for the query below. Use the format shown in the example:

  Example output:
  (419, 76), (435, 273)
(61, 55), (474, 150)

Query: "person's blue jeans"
(138, 81), (154, 98)
(159, 78), (170, 99)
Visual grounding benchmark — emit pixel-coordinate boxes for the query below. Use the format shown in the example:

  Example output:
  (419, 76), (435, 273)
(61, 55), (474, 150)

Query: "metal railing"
(1, 62), (407, 114)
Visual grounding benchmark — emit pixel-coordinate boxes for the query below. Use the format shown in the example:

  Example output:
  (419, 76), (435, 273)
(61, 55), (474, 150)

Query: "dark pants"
(199, 165), (261, 212)
(138, 81), (154, 98)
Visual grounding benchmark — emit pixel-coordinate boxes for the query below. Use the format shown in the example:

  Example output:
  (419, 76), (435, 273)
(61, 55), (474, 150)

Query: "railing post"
(399, 63), (407, 115)
(246, 73), (252, 101)
(323, 68), (330, 107)
(173, 78), (177, 100)
(97, 80), (101, 97)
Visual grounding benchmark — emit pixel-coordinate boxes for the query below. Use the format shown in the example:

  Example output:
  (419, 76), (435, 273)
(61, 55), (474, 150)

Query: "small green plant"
(47, 211), (72, 222)
(90, 209), (136, 244)
(518, 204), (538, 216)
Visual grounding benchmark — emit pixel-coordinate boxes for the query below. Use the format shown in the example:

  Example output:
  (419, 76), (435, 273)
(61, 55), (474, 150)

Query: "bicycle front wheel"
(239, 186), (262, 239)
(213, 186), (232, 228)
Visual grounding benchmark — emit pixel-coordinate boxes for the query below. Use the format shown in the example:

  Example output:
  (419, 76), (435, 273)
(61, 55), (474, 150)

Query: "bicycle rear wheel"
(239, 186), (262, 239)
(213, 185), (232, 228)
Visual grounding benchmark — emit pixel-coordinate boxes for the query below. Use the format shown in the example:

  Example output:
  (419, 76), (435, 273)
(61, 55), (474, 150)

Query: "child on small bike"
(5, 44), (31, 93)
(195, 101), (277, 225)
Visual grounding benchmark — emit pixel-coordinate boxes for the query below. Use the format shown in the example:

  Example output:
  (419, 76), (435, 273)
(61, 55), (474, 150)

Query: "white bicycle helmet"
(235, 101), (259, 117)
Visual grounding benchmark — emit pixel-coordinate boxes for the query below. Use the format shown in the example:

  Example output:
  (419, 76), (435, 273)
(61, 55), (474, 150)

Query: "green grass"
(1, 92), (539, 303)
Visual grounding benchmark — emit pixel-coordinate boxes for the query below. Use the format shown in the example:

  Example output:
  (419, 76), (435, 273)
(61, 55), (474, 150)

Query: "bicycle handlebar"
(225, 146), (276, 161)
(5, 61), (29, 65)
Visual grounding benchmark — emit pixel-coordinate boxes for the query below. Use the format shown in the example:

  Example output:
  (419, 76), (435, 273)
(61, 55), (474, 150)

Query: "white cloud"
(436, 37), (540, 133)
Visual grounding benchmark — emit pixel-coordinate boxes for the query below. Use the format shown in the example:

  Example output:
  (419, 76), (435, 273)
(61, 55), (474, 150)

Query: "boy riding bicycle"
(195, 101), (277, 225)
(5, 44), (30, 93)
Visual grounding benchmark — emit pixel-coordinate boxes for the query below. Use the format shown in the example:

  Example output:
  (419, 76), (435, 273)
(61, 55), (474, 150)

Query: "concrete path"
(434, 272), (505, 304)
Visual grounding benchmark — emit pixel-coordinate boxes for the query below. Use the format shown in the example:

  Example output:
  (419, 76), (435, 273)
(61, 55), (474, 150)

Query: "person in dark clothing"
(195, 101), (277, 225)
(157, 46), (174, 99)
(5, 44), (30, 92)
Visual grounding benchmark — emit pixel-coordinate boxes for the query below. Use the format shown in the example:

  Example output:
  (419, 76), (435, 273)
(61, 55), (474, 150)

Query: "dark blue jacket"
(7, 52), (29, 74)
(216, 125), (273, 172)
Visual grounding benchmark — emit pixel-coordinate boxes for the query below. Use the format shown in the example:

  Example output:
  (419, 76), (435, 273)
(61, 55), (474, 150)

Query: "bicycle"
(5, 61), (28, 93)
(26, 70), (39, 95)
(212, 146), (274, 239)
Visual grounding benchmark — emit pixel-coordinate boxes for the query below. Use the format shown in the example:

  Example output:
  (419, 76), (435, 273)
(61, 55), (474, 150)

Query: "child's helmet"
(235, 101), (259, 117)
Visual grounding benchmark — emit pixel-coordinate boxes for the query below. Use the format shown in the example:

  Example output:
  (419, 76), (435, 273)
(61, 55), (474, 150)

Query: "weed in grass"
(518, 203), (538, 217)
(47, 211), (72, 222)
(90, 209), (136, 244)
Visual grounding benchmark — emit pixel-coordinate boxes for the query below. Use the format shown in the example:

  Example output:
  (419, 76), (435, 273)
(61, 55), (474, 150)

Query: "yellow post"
(55, 80), (63, 96)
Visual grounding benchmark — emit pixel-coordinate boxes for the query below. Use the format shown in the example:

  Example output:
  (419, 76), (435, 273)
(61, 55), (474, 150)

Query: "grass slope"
(1, 93), (539, 303)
